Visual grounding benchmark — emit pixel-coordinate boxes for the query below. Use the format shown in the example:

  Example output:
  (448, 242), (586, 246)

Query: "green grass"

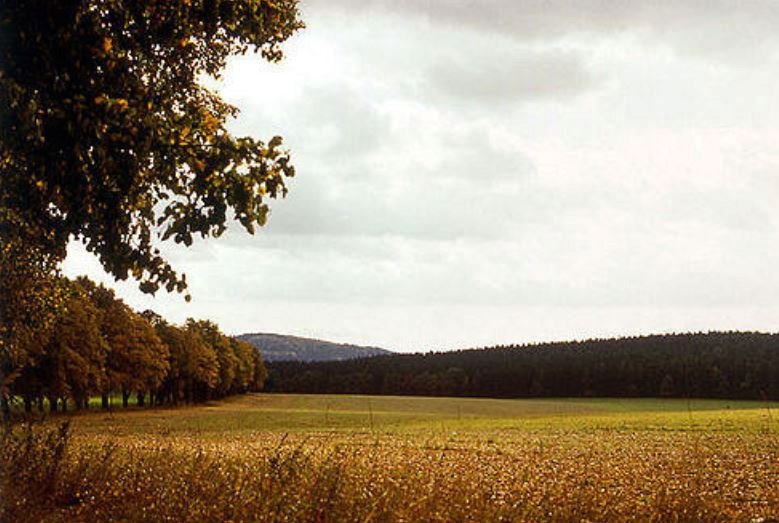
(67, 393), (779, 438)
(6, 394), (142, 413)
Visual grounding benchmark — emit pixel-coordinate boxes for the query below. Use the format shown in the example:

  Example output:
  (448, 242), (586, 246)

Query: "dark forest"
(268, 332), (779, 400)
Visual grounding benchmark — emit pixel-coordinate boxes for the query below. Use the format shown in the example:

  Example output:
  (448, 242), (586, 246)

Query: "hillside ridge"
(236, 332), (392, 362)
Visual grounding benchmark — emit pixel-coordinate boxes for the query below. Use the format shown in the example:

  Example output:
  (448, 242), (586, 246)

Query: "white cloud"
(63, 2), (779, 350)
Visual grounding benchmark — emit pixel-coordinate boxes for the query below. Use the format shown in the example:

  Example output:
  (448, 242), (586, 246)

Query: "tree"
(79, 278), (136, 408)
(2, 272), (267, 414)
(77, 279), (169, 407)
(154, 321), (190, 405)
(126, 311), (170, 406)
(231, 338), (260, 393)
(33, 281), (107, 411)
(186, 319), (236, 397)
(0, 0), (303, 297)
(0, 210), (65, 410)
(183, 322), (220, 402)
(249, 345), (269, 392)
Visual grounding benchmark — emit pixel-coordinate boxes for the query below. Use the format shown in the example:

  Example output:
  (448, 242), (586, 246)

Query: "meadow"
(1, 393), (777, 522)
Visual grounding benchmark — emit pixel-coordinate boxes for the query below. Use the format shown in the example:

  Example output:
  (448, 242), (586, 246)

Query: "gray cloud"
(425, 50), (596, 103)
(227, 81), (390, 160)
(304, 0), (779, 62)
(259, 136), (540, 240)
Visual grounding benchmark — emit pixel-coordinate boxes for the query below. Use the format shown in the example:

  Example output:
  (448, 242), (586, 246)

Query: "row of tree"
(267, 332), (779, 400)
(3, 276), (266, 416)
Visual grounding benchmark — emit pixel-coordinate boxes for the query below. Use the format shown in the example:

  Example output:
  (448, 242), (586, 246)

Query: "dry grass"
(1, 394), (777, 522)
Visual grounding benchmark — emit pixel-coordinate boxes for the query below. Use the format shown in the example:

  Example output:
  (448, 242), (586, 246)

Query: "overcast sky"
(64, 1), (779, 351)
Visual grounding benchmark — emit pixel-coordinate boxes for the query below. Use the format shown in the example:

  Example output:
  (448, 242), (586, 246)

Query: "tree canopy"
(0, 0), (303, 294)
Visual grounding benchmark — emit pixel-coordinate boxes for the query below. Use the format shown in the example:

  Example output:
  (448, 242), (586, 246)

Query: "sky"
(64, 1), (779, 352)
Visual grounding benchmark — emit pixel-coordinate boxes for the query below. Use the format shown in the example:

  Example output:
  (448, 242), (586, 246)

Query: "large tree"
(0, 0), (302, 293)
(0, 222), (65, 401)
(0, 1), (301, 399)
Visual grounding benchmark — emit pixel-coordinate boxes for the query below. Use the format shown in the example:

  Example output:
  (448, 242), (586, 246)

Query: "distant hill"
(236, 332), (392, 362)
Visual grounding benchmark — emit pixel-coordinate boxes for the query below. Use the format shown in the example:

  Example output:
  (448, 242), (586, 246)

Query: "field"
(2, 394), (778, 522)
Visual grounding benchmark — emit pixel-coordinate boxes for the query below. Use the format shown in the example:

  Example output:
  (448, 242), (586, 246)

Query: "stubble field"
(2, 394), (777, 522)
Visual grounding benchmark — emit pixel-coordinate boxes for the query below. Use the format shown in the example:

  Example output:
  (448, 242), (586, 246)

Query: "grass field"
(2, 394), (778, 522)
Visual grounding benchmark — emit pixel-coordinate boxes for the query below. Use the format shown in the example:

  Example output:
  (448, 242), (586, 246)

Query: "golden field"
(1, 394), (777, 522)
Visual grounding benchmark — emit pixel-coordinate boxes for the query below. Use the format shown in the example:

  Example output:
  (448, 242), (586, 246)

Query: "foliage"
(126, 311), (170, 399)
(188, 319), (237, 396)
(0, 210), (65, 397)
(0, 0), (303, 296)
(5, 275), (267, 413)
(78, 279), (140, 400)
(232, 337), (266, 392)
(268, 332), (779, 400)
(1, 0), (302, 407)
(182, 322), (221, 400)
(43, 282), (107, 407)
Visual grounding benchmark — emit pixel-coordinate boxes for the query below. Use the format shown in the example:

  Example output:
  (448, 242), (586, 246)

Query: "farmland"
(2, 394), (778, 522)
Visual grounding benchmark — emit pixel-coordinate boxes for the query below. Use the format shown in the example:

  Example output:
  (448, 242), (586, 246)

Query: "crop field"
(2, 394), (777, 522)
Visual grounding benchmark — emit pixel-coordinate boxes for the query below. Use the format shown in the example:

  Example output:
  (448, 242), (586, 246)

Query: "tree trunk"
(37, 396), (44, 412)
(49, 396), (58, 413)
(122, 390), (130, 408)
(23, 396), (32, 413)
(1, 397), (9, 419)
(61, 398), (67, 412)
(101, 393), (109, 410)
(136, 391), (145, 407)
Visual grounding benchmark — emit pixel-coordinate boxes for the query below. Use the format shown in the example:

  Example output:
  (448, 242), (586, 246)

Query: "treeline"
(3, 276), (266, 415)
(267, 332), (779, 400)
